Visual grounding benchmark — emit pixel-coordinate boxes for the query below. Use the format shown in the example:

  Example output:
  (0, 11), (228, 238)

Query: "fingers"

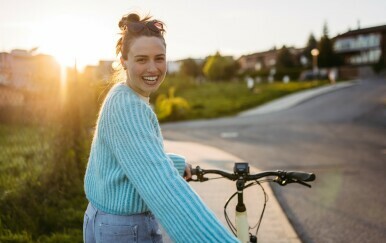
(184, 163), (193, 181)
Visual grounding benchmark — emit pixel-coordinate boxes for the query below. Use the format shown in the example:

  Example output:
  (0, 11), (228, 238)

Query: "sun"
(33, 14), (100, 70)
(53, 51), (77, 69)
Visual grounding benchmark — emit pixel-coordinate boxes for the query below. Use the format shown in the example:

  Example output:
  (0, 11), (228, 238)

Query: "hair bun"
(118, 13), (140, 30)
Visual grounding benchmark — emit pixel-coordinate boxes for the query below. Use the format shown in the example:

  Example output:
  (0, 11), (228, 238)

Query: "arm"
(104, 93), (238, 243)
(166, 153), (186, 176)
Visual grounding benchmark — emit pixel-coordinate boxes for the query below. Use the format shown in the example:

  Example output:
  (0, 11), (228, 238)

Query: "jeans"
(83, 202), (163, 243)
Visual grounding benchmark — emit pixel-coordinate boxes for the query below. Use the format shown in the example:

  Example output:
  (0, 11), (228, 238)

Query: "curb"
(239, 81), (357, 116)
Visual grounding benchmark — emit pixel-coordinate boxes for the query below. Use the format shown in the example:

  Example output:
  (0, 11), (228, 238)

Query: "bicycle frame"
(236, 210), (249, 242)
(235, 179), (249, 242)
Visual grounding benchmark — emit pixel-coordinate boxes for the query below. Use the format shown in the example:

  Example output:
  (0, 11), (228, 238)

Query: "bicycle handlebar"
(286, 171), (315, 182)
(191, 164), (316, 188)
(190, 163), (315, 241)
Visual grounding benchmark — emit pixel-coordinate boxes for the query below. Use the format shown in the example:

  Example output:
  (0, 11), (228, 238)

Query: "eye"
(156, 56), (165, 62)
(136, 58), (146, 63)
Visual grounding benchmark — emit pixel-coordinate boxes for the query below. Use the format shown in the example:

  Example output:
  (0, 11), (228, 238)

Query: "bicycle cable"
(206, 176), (224, 181)
(249, 180), (269, 236)
(223, 179), (272, 237)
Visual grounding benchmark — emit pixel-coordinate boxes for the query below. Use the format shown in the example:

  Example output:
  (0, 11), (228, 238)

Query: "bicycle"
(190, 162), (315, 243)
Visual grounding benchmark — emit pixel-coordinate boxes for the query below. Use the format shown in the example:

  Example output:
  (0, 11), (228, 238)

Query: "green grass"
(0, 124), (52, 196)
(154, 76), (329, 121)
(0, 122), (87, 242)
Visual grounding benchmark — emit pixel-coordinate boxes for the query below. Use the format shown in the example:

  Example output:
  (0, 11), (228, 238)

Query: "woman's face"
(122, 36), (167, 97)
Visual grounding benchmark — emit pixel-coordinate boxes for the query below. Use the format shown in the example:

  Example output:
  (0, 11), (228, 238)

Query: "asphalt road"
(161, 77), (386, 243)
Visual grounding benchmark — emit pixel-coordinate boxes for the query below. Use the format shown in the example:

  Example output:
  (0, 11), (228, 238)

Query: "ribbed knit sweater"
(84, 82), (239, 242)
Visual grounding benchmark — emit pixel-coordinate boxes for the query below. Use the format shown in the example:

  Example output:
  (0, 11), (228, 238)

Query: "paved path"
(239, 81), (357, 116)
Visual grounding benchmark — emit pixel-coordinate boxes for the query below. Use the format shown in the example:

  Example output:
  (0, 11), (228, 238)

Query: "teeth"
(143, 76), (157, 81)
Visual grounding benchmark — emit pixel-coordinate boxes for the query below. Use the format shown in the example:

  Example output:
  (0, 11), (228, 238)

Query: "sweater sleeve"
(166, 153), (186, 176)
(103, 92), (239, 243)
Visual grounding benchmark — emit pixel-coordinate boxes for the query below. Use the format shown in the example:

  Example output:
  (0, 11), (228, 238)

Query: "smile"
(142, 76), (158, 85)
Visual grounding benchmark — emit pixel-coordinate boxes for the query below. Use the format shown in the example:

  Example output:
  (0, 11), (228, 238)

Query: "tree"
(179, 58), (202, 78)
(203, 52), (238, 81)
(303, 33), (318, 67)
(276, 45), (296, 69)
(318, 22), (342, 68)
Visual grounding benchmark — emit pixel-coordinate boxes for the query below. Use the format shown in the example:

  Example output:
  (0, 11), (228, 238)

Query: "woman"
(83, 13), (239, 242)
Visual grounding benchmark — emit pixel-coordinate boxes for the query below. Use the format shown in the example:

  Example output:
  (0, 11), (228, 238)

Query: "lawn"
(154, 76), (329, 121)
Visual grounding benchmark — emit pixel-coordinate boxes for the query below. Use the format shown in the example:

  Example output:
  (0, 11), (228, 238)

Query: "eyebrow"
(134, 54), (165, 58)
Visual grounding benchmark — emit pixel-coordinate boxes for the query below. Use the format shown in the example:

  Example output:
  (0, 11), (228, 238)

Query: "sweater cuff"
(166, 153), (186, 176)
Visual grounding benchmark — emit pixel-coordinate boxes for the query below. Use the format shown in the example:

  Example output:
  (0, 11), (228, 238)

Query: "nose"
(147, 60), (157, 73)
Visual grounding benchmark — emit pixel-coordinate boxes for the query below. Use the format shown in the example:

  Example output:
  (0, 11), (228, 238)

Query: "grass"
(0, 124), (51, 196)
(0, 117), (87, 242)
(154, 76), (329, 121)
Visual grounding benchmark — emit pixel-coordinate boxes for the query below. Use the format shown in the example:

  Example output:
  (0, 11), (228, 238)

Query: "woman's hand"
(183, 163), (193, 181)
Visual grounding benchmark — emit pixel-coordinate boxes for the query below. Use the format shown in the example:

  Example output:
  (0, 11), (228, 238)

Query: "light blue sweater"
(84, 82), (239, 242)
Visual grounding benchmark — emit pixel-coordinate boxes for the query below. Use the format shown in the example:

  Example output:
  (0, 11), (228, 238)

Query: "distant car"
(299, 69), (328, 81)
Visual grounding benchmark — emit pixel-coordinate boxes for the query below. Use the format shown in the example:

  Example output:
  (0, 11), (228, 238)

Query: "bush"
(37, 229), (82, 243)
(275, 67), (304, 81)
(0, 220), (33, 242)
(155, 87), (190, 121)
(203, 52), (238, 81)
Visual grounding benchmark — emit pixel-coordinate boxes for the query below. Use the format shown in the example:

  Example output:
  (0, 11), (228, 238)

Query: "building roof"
(335, 24), (386, 38)
(239, 49), (277, 59)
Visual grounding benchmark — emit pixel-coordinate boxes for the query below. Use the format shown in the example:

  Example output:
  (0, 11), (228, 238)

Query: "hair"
(116, 13), (166, 61)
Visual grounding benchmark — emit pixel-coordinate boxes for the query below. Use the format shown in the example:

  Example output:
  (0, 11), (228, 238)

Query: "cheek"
(159, 63), (167, 73)
(128, 65), (143, 77)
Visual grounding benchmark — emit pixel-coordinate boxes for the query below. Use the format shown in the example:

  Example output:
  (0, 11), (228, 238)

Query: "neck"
(125, 82), (150, 104)
(126, 82), (149, 98)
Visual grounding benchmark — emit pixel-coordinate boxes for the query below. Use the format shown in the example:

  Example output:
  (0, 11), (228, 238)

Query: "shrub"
(155, 87), (190, 121)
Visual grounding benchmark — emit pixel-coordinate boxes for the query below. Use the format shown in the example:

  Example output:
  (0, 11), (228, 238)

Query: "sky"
(1, 0), (385, 70)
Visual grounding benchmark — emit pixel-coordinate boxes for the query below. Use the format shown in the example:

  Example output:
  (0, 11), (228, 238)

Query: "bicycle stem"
(236, 179), (246, 213)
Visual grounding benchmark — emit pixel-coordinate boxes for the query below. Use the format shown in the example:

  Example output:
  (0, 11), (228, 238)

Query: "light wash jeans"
(83, 202), (163, 243)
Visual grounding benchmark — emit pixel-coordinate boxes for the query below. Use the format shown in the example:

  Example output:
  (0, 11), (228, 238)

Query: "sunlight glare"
(33, 14), (102, 70)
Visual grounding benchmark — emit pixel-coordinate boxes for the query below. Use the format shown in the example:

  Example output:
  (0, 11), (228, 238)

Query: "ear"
(120, 57), (127, 70)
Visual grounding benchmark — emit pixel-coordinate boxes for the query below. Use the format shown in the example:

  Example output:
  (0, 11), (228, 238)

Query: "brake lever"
(297, 180), (312, 188)
(274, 177), (312, 188)
(188, 176), (209, 182)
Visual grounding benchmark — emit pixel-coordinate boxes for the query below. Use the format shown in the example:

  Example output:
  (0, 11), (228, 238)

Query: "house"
(238, 47), (304, 73)
(0, 85), (24, 106)
(0, 49), (60, 91)
(238, 49), (278, 72)
(333, 24), (386, 66)
(333, 24), (386, 78)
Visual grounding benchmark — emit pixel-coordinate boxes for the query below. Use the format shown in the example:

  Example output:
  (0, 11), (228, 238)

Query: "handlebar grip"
(286, 171), (315, 182)
(191, 168), (198, 175)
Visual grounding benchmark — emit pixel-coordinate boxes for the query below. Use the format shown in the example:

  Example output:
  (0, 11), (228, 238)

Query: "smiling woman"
(82, 12), (239, 243)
